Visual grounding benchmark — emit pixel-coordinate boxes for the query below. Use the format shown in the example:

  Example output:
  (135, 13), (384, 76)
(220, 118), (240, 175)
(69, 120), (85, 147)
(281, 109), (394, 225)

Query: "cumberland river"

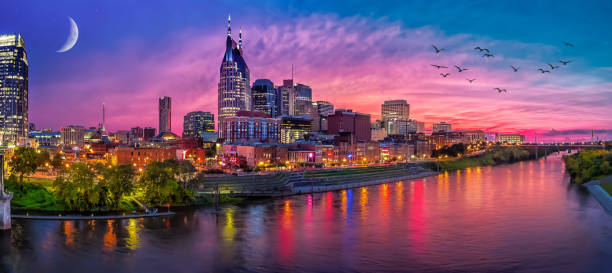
(1, 153), (611, 273)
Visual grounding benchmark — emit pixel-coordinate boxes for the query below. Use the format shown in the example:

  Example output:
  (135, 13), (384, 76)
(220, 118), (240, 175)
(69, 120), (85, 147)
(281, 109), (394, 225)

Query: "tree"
(136, 161), (193, 206)
(53, 162), (100, 210)
(100, 165), (135, 208)
(9, 147), (38, 184)
(51, 153), (64, 173)
(34, 150), (51, 168)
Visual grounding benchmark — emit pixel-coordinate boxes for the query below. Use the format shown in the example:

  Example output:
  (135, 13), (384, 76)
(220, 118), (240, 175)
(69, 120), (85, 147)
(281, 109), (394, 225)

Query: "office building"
(280, 115), (312, 143)
(218, 15), (250, 134)
(183, 111), (215, 138)
(327, 109), (371, 143)
(159, 96), (171, 133)
(316, 101), (334, 132)
(221, 111), (281, 143)
(143, 127), (156, 141)
(433, 121), (452, 133)
(497, 134), (525, 144)
(279, 79), (294, 116)
(60, 125), (85, 146)
(251, 79), (276, 117)
(0, 34), (28, 145)
(130, 126), (144, 139)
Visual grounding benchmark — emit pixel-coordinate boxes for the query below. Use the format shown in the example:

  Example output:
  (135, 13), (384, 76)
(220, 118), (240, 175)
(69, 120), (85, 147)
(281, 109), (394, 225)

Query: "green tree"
(53, 162), (101, 210)
(100, 165), (135, 208)
(9, 147), (38, 184)
(34, 150), (51, 168)
(136, 161), (193, 206)
(51, 153), (64, 173)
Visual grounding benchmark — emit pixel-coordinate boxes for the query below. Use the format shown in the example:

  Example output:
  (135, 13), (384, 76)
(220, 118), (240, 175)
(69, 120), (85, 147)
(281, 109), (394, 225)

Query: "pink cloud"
(30, 14), (612, 140)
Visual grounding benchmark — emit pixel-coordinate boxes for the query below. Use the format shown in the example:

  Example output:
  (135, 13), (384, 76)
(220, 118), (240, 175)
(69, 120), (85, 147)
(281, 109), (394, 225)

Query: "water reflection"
(3, 153), (612, 273)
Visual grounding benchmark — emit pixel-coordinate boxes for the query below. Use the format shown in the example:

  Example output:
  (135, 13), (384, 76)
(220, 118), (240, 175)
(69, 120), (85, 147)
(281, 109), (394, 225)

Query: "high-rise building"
(0, 34), (28, 145)
(130, 126), (144, 139)
(279, 79), (294, 116)
(159, 96), (171, 133)
(143, 127), (156, 141)
(381, 100), (409, 134)
(218, 15), (250, 134)
(251, 79), (276, 117)
(183, 111), (214, 138)
(60, 125), (85, 146)
(433, 121), (452, 133)
(294, 83), (312, 104)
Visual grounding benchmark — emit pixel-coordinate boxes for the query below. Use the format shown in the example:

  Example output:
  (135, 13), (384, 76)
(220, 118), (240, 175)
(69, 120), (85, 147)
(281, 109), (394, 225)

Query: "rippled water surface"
(1, 153), (611, 272)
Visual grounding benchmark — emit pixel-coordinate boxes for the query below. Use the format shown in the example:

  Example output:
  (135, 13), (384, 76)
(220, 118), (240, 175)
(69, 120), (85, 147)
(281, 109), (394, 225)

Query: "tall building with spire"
(218, 15), (250, 135)
(0, 34), (28, 145)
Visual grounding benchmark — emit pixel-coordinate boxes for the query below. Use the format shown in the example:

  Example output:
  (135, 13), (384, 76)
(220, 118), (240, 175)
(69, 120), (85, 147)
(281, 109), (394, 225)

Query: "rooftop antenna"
(291, 64), (294, 83)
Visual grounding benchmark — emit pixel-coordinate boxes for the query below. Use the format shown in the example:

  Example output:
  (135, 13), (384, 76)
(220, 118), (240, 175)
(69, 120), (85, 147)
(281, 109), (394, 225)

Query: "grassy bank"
(601, 183), (612, 196)
(564, 149), (612, 184)
(422, 146), (542, 171)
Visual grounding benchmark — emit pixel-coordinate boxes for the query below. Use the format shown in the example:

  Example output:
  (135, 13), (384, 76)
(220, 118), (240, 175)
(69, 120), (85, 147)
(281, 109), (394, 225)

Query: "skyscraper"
(381, 100), (410, 121)
(381, 100), (410, 135)
(183, 111), (214, 138)
(294, 84), (312, 105)
(279, 79), (294, 116)
(159, 96), (171, 133)
(0, 34), (28, 145)
(218, 15), (250, 134)
(251, 79), (276, 117)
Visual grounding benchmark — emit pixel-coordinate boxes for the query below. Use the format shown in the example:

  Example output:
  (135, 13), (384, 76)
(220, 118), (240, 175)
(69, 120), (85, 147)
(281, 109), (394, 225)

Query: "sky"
(1, 0), (611, 142)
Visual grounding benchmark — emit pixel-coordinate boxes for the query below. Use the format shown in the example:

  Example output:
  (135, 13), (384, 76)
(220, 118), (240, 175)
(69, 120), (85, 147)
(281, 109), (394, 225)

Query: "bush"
(564, 150), (612, 184)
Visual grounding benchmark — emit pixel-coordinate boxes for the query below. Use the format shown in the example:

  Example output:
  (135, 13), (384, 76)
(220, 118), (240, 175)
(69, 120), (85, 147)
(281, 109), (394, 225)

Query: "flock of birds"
(429, 41), (575, 94)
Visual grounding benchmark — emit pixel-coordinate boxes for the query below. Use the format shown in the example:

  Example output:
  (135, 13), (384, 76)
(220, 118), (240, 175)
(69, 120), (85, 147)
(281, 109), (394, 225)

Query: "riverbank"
(421, 145), (563, 172)
(584, 175), (612, 214)
(563, 149), (612, 184)
(196, 164), (437, 197)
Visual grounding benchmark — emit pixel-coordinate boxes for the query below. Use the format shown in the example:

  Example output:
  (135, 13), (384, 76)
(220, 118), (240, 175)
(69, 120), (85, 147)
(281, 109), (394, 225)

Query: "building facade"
(0, 34), (28, 145)
(327, 109), (371, 143)
(143, 127), (156, 141)
(60, 125), (85, 146)
(159, 96), (171, 133)
(218, 16), (250, 134)
(433, 121), (452, 133)
(251, 79), (276, 117)
(182, 111), (214, 138)
(497, 134), (525, 144)
(280, 115), (312, 143)
(221, 111), (281, 143)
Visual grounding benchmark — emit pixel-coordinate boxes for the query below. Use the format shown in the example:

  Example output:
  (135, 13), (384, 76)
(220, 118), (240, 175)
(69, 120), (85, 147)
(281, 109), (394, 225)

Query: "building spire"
(238, 27), (242, 49)
(227, 14), (231, 36)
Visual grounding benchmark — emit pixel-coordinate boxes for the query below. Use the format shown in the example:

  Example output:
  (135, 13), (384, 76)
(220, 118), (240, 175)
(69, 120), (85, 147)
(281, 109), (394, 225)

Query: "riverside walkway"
(12, 211), (175, 221)
(195, 164), (437, 197)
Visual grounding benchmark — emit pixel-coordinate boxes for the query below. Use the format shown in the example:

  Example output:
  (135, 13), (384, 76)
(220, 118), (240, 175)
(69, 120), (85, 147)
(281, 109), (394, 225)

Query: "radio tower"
(102, 103), (107, 135)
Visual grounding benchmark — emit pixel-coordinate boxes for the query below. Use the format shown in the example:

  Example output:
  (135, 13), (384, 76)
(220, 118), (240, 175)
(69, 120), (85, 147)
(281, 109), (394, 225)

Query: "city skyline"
(1, 1), (611, 142)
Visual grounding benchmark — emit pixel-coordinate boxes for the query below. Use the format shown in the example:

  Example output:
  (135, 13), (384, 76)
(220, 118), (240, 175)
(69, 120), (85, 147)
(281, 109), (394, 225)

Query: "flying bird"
(482, 53), (495, 58)
(510, 65), (519, 72)
(559, 60), (572, 65)
(474, 46), (490, 52)
(431, 45), (445, 53)
(547, 63), (560, 69)
(562, 41), (574, 47)
(431, 64), (448, 69)
(454, 65), (469, 72)
(494, 88), (507, 93)
(538, 68), (551, 73)
(466, 78), (476, 83)
(440, 73), (450, 78)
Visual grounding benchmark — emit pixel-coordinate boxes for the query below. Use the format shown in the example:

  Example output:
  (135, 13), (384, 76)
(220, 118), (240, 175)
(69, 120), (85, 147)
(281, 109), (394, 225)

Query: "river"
(1, 153), (611, 273)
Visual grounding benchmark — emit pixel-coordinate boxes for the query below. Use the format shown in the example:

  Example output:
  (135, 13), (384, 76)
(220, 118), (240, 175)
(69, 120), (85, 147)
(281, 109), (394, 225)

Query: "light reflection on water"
(2, 153), (612, 273)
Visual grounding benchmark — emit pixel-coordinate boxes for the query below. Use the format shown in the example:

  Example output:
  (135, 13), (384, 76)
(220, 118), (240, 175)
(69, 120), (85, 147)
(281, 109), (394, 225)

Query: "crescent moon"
(57, 16), (79, 53)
